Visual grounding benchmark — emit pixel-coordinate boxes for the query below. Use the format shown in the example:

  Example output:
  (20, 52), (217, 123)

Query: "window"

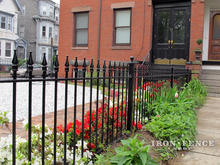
(114, 9), (131, 45)
(0, 41), (1, 56)
(0, 13), (13, 31)
(1, 16), (6, 29)
(49, 27), (52, 38)
(42, 26), (46, 37)
(74, 12), (89, 46)
(5, 43), (11, 57)
(213, 14), (220, 39)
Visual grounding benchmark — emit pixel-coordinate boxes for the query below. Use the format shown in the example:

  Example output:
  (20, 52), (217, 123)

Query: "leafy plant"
(0, 111), (9, 127)
(110, 135), (158, 165)
(196, 39), (203, 46)
(145, 79), (207, 160)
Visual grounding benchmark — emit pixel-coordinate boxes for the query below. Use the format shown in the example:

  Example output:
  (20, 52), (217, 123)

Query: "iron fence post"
(127, 56), (135, 131)
(171, 66), (174, 88)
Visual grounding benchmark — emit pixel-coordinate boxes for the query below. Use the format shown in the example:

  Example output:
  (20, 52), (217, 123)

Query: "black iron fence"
(0, 51), (191, 164)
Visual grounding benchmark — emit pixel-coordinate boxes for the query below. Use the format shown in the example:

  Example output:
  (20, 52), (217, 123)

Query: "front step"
(201, 80), (220, 87)
(200, 74), (220, 81)
(201, 67), (220, 97)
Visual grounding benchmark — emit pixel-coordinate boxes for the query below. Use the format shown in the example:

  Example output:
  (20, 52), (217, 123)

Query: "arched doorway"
(209, 11), (220, 60)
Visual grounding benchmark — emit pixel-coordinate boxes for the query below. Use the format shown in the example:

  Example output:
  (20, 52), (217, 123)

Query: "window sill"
(72, 47), (88, 50)
(112, 46), (131, 50)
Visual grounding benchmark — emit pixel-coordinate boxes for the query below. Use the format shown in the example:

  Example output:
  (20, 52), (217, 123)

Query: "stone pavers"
(169, 97), (220, 165)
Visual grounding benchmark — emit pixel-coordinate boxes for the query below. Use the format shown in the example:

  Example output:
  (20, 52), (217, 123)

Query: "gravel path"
(0, 82), (102, 122)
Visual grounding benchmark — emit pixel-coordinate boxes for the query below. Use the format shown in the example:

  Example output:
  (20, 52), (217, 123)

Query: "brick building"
(58, 0), (220, 78)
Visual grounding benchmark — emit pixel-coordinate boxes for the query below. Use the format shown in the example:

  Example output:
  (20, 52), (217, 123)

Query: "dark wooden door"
(209, 11), (220, 61)
(152, 3), (191, 65)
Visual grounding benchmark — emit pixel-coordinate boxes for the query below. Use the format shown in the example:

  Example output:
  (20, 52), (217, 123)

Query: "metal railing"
(0, 50), (191, 164)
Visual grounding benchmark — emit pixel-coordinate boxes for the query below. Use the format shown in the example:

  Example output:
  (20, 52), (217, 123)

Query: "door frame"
(208, 10), (220, 61)
(152, 1), (191, 63)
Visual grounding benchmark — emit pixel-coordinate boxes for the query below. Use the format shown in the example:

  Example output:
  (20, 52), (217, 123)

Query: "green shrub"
(95, 135), (158, 165)
(145, 79), (207, 160)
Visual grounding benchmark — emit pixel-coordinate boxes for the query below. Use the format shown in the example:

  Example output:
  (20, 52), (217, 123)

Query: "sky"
(51, 0), (60, 4)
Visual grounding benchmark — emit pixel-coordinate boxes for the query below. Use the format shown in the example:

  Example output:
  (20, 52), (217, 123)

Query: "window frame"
(1, 16), (6, 29)
(113, 8), (132, 46)
(73, 11), (89, 47)
(5, 42), (11, 57)
(42, 26), (46, 38)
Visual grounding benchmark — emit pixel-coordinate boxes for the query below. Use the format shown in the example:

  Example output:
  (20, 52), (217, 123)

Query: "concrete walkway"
(169, 97), (220, 165)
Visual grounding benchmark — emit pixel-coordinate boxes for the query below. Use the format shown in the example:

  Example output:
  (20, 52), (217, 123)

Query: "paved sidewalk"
(169, 97), (220, 165)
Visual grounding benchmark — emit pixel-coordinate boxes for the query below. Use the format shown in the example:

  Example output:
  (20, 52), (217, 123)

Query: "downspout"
(97, 0), (102, 61)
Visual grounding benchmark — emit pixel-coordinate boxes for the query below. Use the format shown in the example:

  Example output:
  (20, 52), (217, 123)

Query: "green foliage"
(18, 58), (27, 67)
(154, 146), (176, 161)
(196, 39), (203, 45)
(0, 112), (9, 127)
(110, 135), (158, 165)
(145, 79), (207, 160)
(95, 135), (158, 165)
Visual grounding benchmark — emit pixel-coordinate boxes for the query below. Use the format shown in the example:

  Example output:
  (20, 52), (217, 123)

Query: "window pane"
(6, 43), (11, 49)
(213, 15), (220, 39)
(116, 28), (130, 44)
(157, 11), (170, 43)
(5, 43), (11, 57)
(173, 10), (185, 43)
(116, 10), (131, 27)
(76, 29), (88, 45)
(1, 16), (6, 29)
(76, 13), (88, 29)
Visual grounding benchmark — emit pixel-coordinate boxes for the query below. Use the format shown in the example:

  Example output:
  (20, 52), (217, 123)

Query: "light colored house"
(18, 0), (59, 66)
(0, 0), (22, 71)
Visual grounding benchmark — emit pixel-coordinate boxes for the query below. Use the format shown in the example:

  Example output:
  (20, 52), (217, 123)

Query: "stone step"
(207, 87), (220, 94)
(201, 80), (220, 87)
(202, 69), (220, 75)
(208, 93), (220, 97)
(200, 74), (220, 81)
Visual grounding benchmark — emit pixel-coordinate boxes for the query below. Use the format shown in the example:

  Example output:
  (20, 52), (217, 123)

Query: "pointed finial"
(27, 52), (34, 65)
(42, 53), (47, 66)
(103, 61), (106, 69)
(83, 58), (87, 72)
(65, 56), (69, 72)
(74, 57), (78, 68)
(113, 62), (116, 70)
(97, 60), (100, 72)
(12, 50), (18, 65)
(90, 59), (94, 72)
(54, 55), (59, 67)
(83, 58), (87, 68)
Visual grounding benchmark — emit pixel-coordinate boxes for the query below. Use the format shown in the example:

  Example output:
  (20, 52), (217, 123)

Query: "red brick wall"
(58, 0), (153, 77)
(59, 0), (206, 77)
(189, 0), (205, 62)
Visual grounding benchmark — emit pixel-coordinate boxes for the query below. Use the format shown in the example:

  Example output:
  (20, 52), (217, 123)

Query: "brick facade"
(59, 0), (205, 77)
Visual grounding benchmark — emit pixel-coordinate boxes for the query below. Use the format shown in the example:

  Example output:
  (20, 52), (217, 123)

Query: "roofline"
(13, 0), (23, 12)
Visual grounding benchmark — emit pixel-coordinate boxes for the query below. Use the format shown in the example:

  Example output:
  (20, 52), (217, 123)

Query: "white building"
(34, 0), (59, 64)
(0, 0), (22, 71)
